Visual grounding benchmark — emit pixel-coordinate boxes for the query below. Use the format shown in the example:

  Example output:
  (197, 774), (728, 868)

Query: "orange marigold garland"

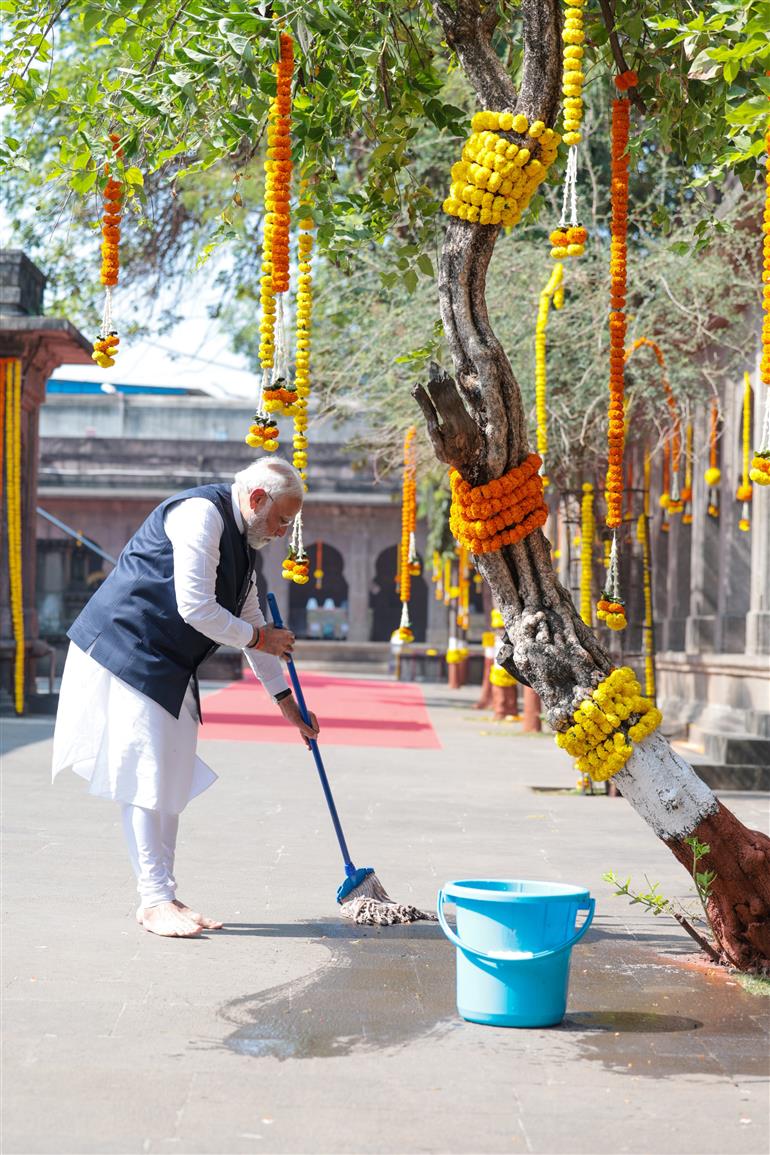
(737, 371), (753, 531)
(92, 134), (124, 370)
(449, 453), (548, 555)
(750, 111), (770, 485)
(660, 441), (671, 533)
(705, 396), (721, 518)
(393, 428), (417, 644)
(248, 30), (295, 453)
(626, 338), (682, 516)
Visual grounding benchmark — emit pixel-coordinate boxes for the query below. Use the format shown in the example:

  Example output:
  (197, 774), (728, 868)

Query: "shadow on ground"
(216, 921), (768, 1079)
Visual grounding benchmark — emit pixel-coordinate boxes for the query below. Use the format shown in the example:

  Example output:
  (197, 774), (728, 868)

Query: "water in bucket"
(437, 879), (595, 1028)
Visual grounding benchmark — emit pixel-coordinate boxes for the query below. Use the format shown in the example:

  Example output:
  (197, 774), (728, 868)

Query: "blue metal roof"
(46, 381), (192, 396)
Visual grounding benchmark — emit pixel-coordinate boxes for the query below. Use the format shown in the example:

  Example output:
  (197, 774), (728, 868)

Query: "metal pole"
(36, 507), (117, 566)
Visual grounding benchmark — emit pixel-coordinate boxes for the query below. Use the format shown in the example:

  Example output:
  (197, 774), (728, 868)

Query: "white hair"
(234, 457), (305, 502)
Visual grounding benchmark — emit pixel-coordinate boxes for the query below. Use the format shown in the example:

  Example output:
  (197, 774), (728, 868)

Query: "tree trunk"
(417, 0), (770, 971)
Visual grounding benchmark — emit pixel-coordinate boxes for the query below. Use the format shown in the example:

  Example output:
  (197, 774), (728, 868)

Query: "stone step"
(693, 763), (770, 792)
(702, 732), (770, 767)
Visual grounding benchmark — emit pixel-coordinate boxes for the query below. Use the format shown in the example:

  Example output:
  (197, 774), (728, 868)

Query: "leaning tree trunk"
(415, 0), (770, 971)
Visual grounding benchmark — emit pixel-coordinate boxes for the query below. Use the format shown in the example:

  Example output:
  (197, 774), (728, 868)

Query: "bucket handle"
(437, 890), (595, 963)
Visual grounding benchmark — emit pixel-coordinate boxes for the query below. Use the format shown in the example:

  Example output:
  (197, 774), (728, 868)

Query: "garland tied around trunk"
(556, 667), (661, 781)
(737, 371), (753, 531)
(449, 452), (547, 554)
(442, 112), (559, 228)
(3, 358), (24, 712)
(705, 397), (721, 518)
(750, 114), (770, 485)
(92, 134), (124, 369)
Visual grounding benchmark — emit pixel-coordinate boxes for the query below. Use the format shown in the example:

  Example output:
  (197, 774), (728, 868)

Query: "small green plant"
(603, 836), (724, 964)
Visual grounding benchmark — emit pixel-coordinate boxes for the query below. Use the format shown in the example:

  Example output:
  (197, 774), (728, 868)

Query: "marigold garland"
(605, 81), (635, 531)
(681, 420), (693, 524)
(393, 427), (417, 643)
(443, 111), (560, 227)
(626, 338), (682, 514)
(314, 540), (323, 589)
(555, 666), (661, 781)
(449, 453), (548, 554)
(750, 113), (770, 485)
(3, 359), (24, 713)
(535, 263), (564, 483)
(579, 482), (594, 626)
(705, 396), (721, 518)
(291, 188), (313, 483)
(660, 441), (671, 533)
(92, 134), (124, 370)
(490, 663), (518, 688)
(281, 513), (310, 585)
(636, 449), (656, 701)
(251, 30), (295, 452)
(737, 371), (753, 531)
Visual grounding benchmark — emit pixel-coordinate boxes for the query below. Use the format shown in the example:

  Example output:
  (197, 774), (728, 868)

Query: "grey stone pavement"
(2, 678), (769, 1155)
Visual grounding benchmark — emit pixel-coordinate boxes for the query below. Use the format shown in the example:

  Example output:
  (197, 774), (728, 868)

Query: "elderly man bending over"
(52, 458), (318, 938)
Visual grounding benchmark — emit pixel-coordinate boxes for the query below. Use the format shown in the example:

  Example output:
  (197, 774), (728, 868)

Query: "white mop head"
(338, 872), (437, 926)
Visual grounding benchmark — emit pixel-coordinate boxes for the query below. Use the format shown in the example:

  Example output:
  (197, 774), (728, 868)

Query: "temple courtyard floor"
(2, 676), (769, 1155)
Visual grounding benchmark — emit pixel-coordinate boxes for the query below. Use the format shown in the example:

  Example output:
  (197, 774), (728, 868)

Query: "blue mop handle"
(266, 592), (357, 876)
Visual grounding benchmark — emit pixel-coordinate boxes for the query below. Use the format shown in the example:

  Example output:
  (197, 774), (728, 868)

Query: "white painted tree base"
(614, 730), (719, 841)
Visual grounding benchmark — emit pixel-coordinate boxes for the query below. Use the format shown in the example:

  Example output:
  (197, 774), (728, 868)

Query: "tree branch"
(596, 0), (647, 114)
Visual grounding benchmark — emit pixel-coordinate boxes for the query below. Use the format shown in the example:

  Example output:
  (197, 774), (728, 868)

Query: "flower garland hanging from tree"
(600, 72), (637, 630)
(637, 449), (657, 703)
(534, 263), (564, 486)
(91, 134), (124, 370)
(393, 427), (417, 644)
(750, 111), (770, 486)
(737, 371), (753, 531)
(705, 396), (721, 518)
(248, 30), (294, 453)
(3, 358), (24, 713)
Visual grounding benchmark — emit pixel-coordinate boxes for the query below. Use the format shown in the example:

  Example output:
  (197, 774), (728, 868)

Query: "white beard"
(244, 508), (272, 550)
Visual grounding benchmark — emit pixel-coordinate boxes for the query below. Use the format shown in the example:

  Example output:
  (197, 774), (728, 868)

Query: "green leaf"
(124, 166), (144, 186)
(70, 168), (98, 194)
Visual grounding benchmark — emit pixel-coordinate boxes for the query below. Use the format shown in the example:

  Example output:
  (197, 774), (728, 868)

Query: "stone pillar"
(685, 403), (720, 652)
(746, 377), (770, 655)
(346, 509), (370, 643)
(0, 251), (92, 711)
(717, 376), (752, 653)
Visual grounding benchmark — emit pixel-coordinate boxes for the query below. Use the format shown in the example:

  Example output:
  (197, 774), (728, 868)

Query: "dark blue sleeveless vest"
(68, 483), (255, 718)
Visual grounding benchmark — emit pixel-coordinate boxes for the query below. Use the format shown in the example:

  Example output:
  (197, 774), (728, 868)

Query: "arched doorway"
(289, 541), (349, 639)
(369, 544), (427, 642)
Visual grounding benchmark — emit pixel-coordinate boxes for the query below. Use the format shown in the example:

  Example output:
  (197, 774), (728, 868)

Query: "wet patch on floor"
(219, 920), (769, 1078)
(220, 919), (457, 1060)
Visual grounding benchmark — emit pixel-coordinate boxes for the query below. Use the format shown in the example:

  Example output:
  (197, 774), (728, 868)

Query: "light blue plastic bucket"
(437, 879), (595, 1028)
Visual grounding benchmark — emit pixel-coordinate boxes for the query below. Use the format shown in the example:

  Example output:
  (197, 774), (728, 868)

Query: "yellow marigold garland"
(442, 111), (560, 227)
(535, 263), (564, 484)
(292, 190), (313, 483)
(705, 397), (721, 518)
(490, 663), (518, 688)
(555, 667), (661, 781)
(636, 449), (656, 702)
(449, 453), (548, 555)
(579, 482), (594, 626)
(681, 420), (693, 525)
(737, 371), (753, 531)
(750, 113), (770, 485)
(393, 427), (417, 643)
(4, 359), (24, 713)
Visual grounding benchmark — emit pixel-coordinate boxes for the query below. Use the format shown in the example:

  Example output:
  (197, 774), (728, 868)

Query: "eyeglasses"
(265, 492), (295, 530)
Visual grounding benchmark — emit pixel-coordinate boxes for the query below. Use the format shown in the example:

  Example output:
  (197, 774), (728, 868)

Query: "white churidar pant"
(121, 804), (180, 907)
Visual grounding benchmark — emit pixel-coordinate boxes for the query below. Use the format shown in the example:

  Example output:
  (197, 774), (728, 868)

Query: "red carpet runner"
(200, 670), (441, 749)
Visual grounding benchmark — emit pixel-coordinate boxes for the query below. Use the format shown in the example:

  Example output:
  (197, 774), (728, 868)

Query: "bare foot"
(136, 902), (202, 937)
(173, 899), (223, 930)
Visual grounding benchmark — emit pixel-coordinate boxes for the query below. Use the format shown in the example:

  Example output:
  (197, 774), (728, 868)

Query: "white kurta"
(52, 484), (289, 814)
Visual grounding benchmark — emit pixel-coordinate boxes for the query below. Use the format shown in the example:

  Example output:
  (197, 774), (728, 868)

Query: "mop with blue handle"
(267, 592), (435, 926)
